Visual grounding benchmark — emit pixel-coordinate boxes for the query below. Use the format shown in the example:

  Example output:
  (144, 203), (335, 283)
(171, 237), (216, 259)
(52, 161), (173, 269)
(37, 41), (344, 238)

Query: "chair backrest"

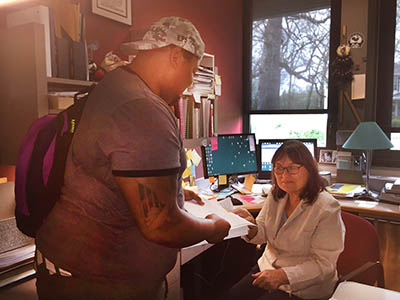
(337, 211), (385, 287)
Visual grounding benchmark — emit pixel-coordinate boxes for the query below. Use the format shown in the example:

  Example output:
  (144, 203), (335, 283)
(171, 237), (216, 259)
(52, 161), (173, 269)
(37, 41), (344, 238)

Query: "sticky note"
(240, 195), (255, 202)
(193, 92), (201, 103)
(218, 175), (227, 185)
(186, 149), (193, 160)
(215, 74), (222, 85)
(186, 159), (192, 168)
(209, 176), (215, 183)
(190, 164), (196, 178)
(191, 149), (202, 167)
(249, 136), (256, 152)
(183, 167), (191, 179)
(211, 137), (218, 151)
(244, 174), (255, 192)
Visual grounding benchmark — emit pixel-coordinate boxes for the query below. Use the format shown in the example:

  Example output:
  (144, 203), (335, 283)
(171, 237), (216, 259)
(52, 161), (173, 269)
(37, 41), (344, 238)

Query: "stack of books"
(380, 179), (400, 204)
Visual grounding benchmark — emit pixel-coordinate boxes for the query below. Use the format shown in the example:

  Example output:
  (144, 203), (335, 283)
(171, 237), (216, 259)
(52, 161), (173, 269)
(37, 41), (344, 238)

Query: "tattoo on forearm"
(138, 183), (165, 218)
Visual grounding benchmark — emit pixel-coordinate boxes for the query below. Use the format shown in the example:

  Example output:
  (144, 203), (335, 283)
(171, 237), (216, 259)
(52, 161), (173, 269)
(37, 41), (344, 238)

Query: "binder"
(6, 5), (57, 77)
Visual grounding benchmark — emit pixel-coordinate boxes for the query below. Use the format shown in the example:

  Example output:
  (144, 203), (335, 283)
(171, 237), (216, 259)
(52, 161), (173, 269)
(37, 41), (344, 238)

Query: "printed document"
(184, 198), (254, 240)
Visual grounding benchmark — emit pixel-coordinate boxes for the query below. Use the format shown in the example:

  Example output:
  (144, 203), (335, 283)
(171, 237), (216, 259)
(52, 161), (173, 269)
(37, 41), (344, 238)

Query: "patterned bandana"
(120, 16), (205, 59)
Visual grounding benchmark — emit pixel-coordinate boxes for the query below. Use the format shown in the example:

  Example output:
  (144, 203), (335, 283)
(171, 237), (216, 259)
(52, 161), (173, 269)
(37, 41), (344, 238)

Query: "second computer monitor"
(258, 138), (317, 179)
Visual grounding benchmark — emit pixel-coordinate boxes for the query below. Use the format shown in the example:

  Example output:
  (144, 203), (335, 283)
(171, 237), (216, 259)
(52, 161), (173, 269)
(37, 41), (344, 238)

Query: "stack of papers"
(0, 244), (35, 270)
(326, 183), (365, 197)
(184, 198), (254, 240)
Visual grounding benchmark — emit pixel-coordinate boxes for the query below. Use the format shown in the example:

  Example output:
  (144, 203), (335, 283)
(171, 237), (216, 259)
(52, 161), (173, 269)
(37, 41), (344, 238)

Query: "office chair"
(336, 211), (385, 288)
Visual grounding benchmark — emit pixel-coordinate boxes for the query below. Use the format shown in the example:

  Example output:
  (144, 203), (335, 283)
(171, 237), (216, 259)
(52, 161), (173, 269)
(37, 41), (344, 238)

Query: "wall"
(80, 0), (244, 134)
(0, 0), (244, 134)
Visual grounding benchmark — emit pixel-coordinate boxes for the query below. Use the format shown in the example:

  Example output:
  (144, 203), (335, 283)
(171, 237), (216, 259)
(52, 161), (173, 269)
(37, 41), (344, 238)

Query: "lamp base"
(354, 189), (380, 201)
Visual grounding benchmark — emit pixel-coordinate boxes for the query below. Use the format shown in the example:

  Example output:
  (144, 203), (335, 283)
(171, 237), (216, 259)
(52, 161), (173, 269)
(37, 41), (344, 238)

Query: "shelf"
(47, 77), (96, 91)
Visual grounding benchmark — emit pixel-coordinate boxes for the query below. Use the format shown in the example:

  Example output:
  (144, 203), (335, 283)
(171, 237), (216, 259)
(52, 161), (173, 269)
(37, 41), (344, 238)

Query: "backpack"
(15, 84), (96, 237)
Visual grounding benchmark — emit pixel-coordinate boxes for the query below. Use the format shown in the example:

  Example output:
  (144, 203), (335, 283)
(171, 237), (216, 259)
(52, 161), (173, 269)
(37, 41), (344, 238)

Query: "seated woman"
(223, 140), (345, 300)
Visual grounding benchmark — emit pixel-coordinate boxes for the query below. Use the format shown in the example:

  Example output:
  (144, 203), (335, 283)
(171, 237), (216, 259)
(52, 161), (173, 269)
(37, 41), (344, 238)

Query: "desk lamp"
(342, 122), (393, 200)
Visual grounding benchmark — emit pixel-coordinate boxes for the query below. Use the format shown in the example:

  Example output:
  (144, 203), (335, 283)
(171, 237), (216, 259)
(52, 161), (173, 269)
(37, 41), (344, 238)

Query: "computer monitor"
(258, 138), (317, 180)
(201, 134), (258, 189)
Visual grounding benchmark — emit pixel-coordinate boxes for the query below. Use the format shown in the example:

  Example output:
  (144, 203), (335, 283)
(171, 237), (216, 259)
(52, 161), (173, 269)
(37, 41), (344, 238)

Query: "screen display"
(259, 139), (317, 174)
(202, 134), (258, 178)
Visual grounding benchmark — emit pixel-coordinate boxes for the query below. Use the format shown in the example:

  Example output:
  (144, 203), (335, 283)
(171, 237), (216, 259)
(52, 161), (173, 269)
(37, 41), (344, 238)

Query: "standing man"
(35, 16), (230, 300)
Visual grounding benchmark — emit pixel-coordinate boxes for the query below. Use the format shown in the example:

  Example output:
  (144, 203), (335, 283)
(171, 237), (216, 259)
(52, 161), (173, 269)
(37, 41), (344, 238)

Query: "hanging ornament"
(331, 44), (353, 87)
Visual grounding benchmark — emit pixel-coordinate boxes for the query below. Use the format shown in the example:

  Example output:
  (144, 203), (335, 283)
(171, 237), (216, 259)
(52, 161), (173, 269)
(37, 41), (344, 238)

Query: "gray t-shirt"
(36, 68), (186, 287)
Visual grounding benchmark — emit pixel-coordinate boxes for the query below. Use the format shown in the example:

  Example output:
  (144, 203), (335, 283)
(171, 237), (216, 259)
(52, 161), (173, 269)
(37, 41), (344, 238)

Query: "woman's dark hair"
(271, 140), (325, 203)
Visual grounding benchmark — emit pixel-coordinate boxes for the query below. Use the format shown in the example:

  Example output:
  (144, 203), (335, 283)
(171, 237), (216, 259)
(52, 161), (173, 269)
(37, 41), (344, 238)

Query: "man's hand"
(204, 214), (231, 243)
(233, 208), (258, 239)
(183, 188), (204, 205)
(251, 269), (289, 291)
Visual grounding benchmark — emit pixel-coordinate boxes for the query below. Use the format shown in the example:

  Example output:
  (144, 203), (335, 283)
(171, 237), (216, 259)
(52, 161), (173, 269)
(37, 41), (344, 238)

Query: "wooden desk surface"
(236, 194), (400, 221)
(338, 199), (400, 221)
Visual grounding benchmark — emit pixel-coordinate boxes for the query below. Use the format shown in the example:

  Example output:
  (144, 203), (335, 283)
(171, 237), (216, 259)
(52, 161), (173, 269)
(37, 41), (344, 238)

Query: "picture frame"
(319, 149), (337, 164)
(92, 0), (132, 25)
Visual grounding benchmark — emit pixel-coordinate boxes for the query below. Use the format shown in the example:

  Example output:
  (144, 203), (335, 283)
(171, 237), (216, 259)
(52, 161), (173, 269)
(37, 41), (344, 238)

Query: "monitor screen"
(201, 134), (258, 178)
(258, 139), (317, 179)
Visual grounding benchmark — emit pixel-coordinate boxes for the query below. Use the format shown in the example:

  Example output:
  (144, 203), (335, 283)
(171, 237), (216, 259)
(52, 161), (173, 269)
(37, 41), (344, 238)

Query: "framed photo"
(92, 0), (132, 25)
(319, 149), (337, 164)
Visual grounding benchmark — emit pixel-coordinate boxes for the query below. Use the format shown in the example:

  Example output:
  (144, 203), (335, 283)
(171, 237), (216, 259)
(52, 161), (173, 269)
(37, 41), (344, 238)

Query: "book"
(7, 5), (57, 77)
(184, 198), (254, 240)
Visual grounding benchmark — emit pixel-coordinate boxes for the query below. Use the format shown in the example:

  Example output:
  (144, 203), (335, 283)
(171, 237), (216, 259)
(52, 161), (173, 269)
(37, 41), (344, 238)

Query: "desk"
(166, 243), (213, 300)
(330, 281), (400, 300)
(337, 199), (400, 221)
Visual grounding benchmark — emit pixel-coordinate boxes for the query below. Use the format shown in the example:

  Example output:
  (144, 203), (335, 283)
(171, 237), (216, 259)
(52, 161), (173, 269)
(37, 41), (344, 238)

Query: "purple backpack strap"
(15, 114), (56, 216)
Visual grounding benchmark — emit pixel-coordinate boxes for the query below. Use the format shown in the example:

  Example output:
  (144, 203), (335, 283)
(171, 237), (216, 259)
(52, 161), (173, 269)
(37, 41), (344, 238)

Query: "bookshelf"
(181, 53), (220, 148)
(0, 22), (93, 164)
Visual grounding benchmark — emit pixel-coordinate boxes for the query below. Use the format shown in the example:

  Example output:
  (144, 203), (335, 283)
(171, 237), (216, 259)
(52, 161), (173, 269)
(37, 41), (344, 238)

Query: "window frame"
(242, 0), (341, 149)
(371, 0), (400, 167)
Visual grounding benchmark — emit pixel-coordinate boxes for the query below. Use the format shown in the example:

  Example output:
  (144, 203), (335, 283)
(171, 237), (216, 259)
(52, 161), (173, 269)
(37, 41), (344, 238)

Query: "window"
(244, 0), (339, 148)
(374, 0), (400, 166)
(392, 0), (400, 129)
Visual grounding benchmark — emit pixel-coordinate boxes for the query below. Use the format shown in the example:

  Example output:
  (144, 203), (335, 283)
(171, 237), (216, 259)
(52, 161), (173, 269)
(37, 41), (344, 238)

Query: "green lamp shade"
(342, 122), (394, 150)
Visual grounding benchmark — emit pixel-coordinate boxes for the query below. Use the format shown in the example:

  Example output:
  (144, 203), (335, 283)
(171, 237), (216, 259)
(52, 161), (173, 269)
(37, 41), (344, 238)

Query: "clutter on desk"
(261, 184), (272, 196)
(380, 181), (400, 204)
(239, 195), (264, 205)
(326, 183), (364, 198)
(336, 151), (364, 184)
(182, 149), (202, 184)
(243, 174), (256, 192)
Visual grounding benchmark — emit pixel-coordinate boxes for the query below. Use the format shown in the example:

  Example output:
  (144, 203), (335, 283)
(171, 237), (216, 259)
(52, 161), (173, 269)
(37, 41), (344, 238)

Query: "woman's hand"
(183, 188), (204, 205)
(251, 269), (289, 291)
(233, 208), (258, 239)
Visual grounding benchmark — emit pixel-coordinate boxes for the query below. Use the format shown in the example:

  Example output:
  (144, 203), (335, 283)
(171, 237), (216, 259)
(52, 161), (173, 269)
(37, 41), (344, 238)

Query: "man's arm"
(114, 174), (230, 248)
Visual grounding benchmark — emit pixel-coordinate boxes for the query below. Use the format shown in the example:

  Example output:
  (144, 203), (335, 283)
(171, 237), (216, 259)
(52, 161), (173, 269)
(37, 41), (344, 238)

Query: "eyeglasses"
(274, 165), (303, 175)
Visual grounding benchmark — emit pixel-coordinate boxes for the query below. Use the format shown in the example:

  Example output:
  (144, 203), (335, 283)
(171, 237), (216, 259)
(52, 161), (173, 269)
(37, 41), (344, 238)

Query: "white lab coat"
(245, 190), (345, 299)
